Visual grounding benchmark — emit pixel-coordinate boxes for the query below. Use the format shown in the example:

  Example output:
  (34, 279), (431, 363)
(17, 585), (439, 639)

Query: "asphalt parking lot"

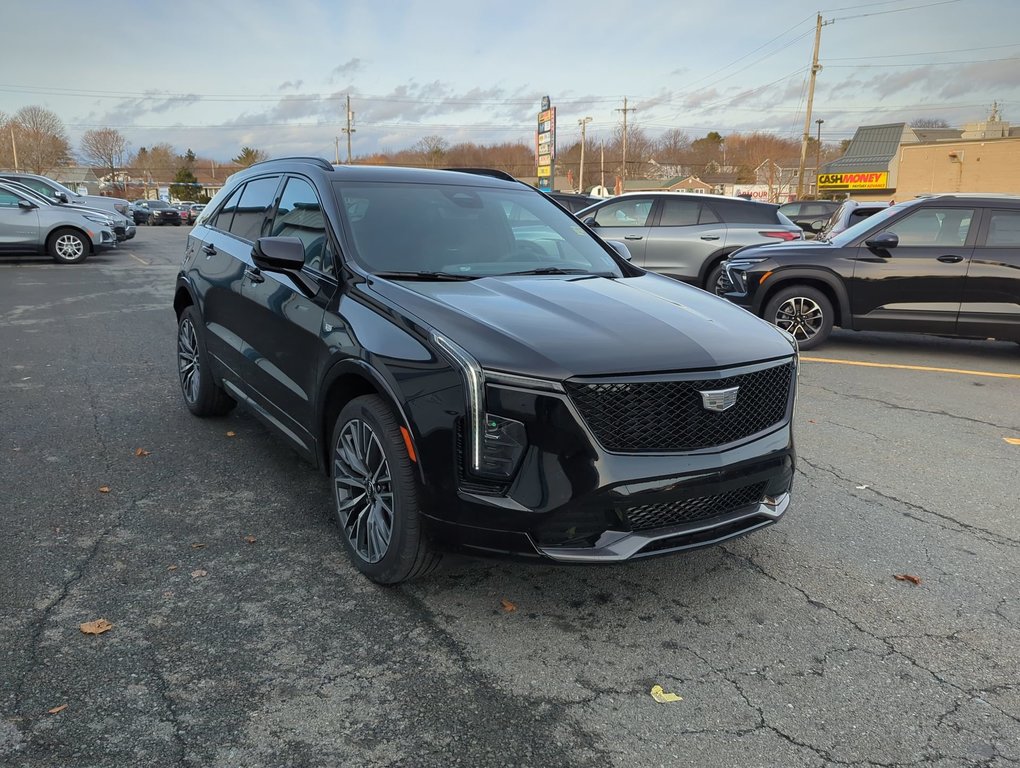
(2, 226), (1019, 768)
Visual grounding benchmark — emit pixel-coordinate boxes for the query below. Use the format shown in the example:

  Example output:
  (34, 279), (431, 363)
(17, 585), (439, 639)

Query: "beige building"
(896, 135), (1020, 200)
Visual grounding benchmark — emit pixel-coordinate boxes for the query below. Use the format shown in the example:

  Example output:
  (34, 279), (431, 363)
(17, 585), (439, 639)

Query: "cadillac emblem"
(699, 386), (740, 412)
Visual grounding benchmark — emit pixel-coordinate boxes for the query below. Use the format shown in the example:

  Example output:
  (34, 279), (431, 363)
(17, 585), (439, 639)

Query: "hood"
(369, 272), (794, 379)
(731, 240), (837, 262)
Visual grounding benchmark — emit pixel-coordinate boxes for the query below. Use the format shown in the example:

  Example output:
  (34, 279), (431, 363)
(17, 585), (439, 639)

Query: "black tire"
(47, 228), (90, 264)
(173, 221), (181, 227)
(176, 305), (236, 417)
(330, 395), (440, 584)
(763, 285), (834, 350)
(703, 261), (725, 295)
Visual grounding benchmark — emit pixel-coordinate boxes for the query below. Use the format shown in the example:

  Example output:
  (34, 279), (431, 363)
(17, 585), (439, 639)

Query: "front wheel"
(703, 261), (725, 295)
(47, 228), (90, 264)
(763, 285), (834, 350)
(331, 396), (440, 584)
(176, 306), (236, 417)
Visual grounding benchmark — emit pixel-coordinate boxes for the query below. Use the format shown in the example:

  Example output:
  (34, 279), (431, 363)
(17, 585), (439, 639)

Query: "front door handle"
(624, 235), (643, 240)
(700, 235), (721, 241)
(937, 254), (963, 263)
(244, 267), (265, 284)
(201, 243), (216, 255)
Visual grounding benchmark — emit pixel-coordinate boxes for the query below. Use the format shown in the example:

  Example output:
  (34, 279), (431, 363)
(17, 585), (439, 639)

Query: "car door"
(582, 196), (653, 263)
(238, 175), (337, 450)
(642, 196), (727, 281)
(0, 189), (41, 250)
(848, 205), (975, 334)
(957, 207), (1020, 340)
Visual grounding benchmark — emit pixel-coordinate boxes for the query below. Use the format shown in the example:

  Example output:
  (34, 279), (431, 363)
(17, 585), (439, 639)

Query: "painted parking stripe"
(800, 356), (1020, 380)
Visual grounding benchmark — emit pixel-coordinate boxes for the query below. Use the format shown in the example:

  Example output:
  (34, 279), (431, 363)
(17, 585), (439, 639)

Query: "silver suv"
(577, 192), (802, 290)
(0, 181), (116, 263)
(0, 172), (131, 221)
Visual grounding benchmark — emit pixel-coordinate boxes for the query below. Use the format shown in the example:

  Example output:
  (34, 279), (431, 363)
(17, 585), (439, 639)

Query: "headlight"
(151, 210), (161, 216)
(84, 215), (112, 225)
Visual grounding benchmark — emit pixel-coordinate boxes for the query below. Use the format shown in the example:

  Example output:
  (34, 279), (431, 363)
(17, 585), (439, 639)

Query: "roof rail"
(441, 167), (518, 183)
(247, 156), (334, 172)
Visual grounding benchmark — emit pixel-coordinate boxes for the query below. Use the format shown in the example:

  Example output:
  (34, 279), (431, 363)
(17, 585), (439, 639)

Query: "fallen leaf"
(190, 569), (207, 579)
(98, 486), (111, 494)
(190, 542), (207, 549)
(808, 419), (816, 424)
(894, 574), (922, 586)
(855, 484), (869, 490)
(243, 535), (256, 544)
(163, 591), (174, 598)
(47, 704), (68, 715)
(79, 619), (113, 635)
(1004, 437), (1020, 446)
(650, 684), (682, 703)
(226, 431), (236, 438)
(167, 565), (178, 571)
(134, 448), (151, 457)
(500, 599), (517, 613)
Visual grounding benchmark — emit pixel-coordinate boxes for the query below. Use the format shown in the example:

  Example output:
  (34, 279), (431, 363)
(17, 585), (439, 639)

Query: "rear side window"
(270, 177), (333, 276)
(228, 176), (280, 241)
(658, 199), (702, 226)
(984, 209), (1020, 247)
(708, 199), (779, 224)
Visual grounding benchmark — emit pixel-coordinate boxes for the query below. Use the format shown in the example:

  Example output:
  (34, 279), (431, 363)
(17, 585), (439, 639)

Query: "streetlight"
(814, 119), (824, 196)
(578, 116), (592, 193)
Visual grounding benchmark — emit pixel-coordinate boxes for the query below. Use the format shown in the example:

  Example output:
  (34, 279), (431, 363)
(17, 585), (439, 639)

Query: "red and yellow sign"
(818, 171), (889, 191)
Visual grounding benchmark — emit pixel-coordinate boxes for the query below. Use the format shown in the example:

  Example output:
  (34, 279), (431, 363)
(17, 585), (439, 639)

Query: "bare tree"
(910, 117), (950, 129)
(12, 106), (71, 174)
(232, 146), (269, 167)
(0, 110), (12, 169)
(80, 128), (128, 189)
(412, 135), (448, 168)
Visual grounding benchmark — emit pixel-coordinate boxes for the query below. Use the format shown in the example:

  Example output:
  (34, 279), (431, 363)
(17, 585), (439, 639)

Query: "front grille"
(565, 362), (793, 452)
(624, 482), (766, 531)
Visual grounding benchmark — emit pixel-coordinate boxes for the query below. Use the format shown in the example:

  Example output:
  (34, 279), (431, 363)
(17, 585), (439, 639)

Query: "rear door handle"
(700, 235), (721, 241)
(244, 266), (264, 284)
(624, 235), (643, 240)
(201, 244), (216, 255)
(937, 254), (963, 263)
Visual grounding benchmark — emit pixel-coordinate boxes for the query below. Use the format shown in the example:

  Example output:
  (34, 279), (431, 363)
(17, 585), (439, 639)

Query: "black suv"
(718, 194), (1020, 349)
(174, 158), (798, 583)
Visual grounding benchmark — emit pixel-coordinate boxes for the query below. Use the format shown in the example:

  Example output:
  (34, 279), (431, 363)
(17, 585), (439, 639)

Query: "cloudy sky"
(3, 0), (1019, 162)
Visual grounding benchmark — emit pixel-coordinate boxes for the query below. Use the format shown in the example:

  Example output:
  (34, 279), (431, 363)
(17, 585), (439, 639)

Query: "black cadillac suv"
(174, 158), (798, 583)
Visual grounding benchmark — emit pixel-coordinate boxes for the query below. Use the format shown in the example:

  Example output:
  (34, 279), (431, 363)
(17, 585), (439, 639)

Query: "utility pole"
(577, 116), (592, 193)
(814, 118), (824, 195)
(334, 137), (340, 165)
(600, 140), (605, 189)
(10, 126), (19, 171)
(342, 94), (356, 164)
(797, 13), (828, 198)
(615, 97), (635, 181)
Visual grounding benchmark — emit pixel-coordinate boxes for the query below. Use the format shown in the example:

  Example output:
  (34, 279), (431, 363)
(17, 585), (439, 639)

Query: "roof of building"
(912, 128), (964, 142)
(820, 123), (908, 174)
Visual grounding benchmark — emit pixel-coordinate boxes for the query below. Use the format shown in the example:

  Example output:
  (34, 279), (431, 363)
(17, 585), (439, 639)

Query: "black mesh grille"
(624, 482), (767, 531)
(565, 362), (793, 452)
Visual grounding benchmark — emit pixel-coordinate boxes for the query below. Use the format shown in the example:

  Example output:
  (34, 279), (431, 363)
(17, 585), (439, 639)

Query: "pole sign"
(536, 96), (555, 191)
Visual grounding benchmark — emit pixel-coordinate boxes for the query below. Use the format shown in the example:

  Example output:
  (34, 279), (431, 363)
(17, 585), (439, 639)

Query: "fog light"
(476, 414), (527, 479)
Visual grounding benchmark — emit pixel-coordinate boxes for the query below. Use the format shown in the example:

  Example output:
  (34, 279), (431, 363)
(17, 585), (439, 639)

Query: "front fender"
(754, 267), (851, 326)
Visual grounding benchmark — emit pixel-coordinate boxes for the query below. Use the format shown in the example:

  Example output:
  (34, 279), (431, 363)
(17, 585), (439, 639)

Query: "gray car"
(0, 172), (131, 221)
(0, 181), (116, 263)
(2, 179), (136, 242)
(577, 192), (803, 290)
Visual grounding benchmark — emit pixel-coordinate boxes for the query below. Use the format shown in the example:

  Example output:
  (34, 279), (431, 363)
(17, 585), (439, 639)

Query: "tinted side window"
(984, 209), (1020, 247)
(270, 177), (332, 275)
(658, 199), (701, 226)
(887, 207), (973, 246)
(228, 176), (280, 242)
(591, 198), (653, 227)
(708, 199), (778, 224)
(209, 186), (242, 231)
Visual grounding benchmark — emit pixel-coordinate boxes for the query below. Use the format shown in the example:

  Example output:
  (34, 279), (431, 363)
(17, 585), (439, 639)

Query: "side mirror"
(252, 236), (305, 271)
(583, 216), (598, 227)
(18, 199), (36, 210)
(810, 220), (824, 232)
(865, 231), (899, 251)
(606, 240), (632, 261)
(56, 192), (70, 203)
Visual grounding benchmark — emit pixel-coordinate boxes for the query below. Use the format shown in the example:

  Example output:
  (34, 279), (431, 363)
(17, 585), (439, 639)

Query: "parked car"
(778, 200), (841, 236)
(3, 179), (135, 241)
(134, 199), (181, 226)
(0, 181), (117, 263)
(174, 158), (798, 584)
(0, 172), (131, 221)
(173, 203), (195, 224)
(815, 199), (891, 241)
(717, 194), (1020, 349)
(576, 192), (803, 290)
(547, 192), (602, 214)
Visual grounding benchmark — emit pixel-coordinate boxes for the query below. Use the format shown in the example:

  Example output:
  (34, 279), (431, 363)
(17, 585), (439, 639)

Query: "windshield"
(335, 181), (625, 278)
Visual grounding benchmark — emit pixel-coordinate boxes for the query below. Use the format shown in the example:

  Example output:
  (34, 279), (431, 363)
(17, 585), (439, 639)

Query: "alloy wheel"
(774, 296), (824, 343)
(177, 318), (200, 404)
(334, 419), (394, 563)
(54, 234), (84, 261)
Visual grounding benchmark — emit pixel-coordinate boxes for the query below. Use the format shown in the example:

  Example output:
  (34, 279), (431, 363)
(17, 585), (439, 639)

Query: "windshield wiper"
(372, 270), (478, 281)
(499, 267), (596, 276)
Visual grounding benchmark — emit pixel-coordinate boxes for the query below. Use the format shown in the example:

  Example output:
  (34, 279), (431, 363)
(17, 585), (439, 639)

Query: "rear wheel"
(763, 285), (833, 350)
(47, 228), (89, 264)
(331, 395), (440, 584)
(176, 306), (236, 417)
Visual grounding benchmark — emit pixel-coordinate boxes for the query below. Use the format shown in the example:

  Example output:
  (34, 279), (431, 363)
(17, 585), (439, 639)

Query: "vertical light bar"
(432, 333), (484, 472)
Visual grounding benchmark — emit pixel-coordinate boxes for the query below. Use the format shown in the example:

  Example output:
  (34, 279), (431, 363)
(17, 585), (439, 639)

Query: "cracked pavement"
(1, 228), (1018, 767)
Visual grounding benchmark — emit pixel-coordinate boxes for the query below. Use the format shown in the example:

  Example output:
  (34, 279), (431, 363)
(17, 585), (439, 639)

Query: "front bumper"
(93, 228), (117, 251)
